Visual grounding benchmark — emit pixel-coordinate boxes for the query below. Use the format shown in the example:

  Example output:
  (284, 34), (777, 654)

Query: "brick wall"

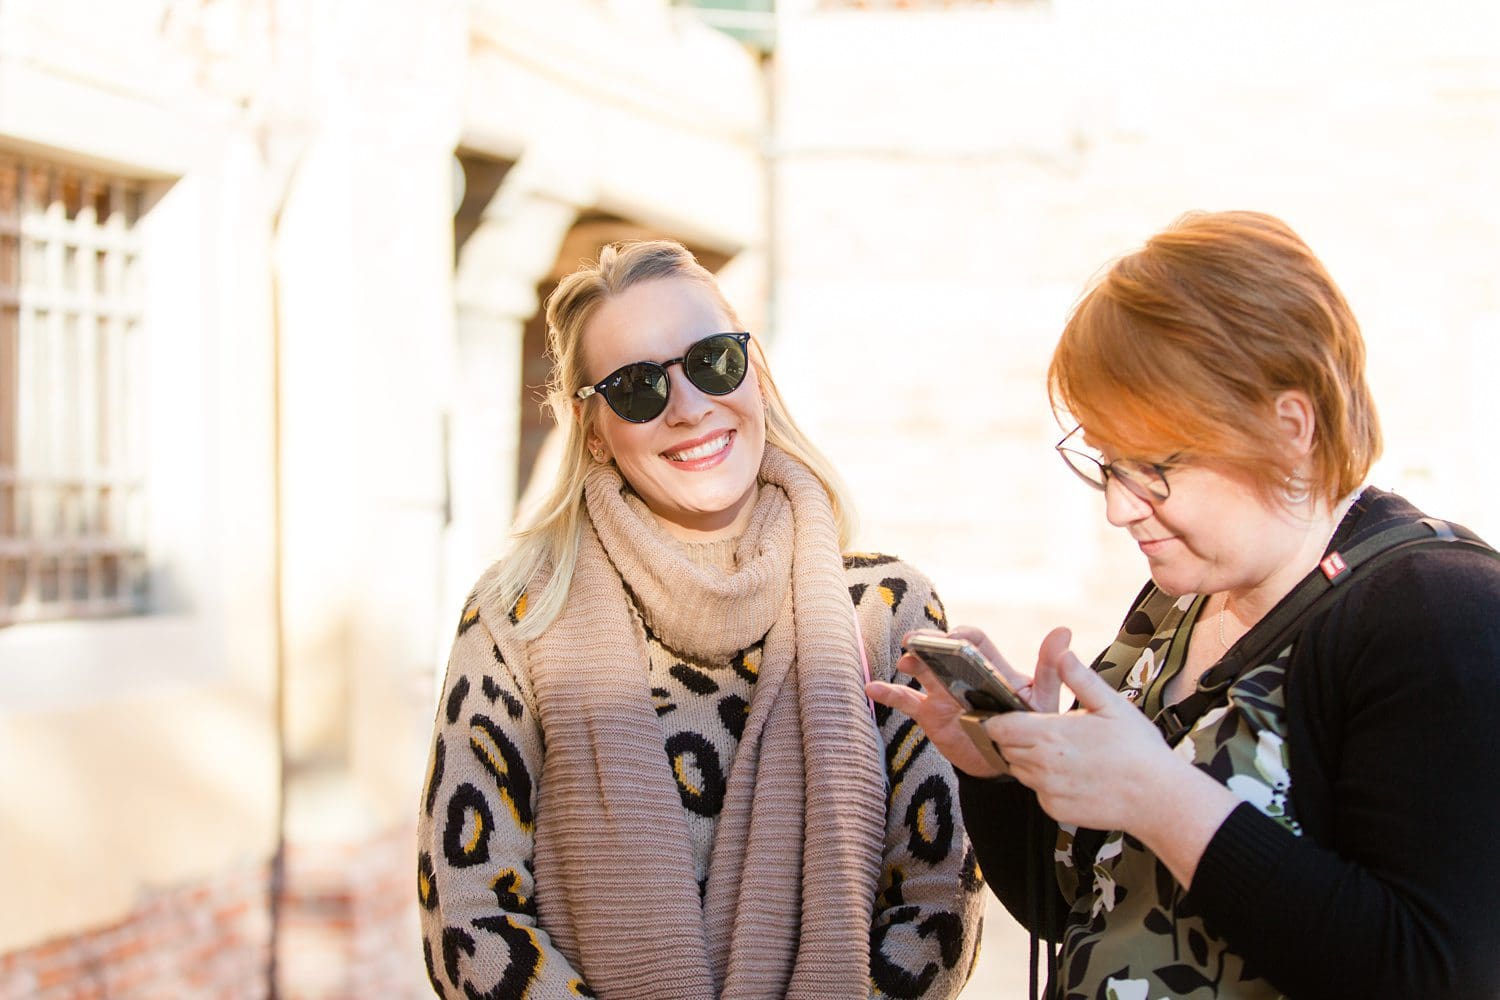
(0, 863), (271, 1000)
(275, 825), (424, 1000)
(0, 825), (422, 1000)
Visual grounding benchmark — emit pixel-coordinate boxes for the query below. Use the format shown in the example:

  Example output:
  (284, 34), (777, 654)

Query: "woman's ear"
(1274, 389), (1316, 460)
(585, 433), (610, 464)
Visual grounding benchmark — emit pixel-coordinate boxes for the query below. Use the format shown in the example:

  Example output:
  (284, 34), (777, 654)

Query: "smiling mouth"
(663, 431), (733, 463)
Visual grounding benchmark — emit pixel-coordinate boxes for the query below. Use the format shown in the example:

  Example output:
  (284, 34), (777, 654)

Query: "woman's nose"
(661, 366), (711, 425)
(1103, 475), (1152, 527)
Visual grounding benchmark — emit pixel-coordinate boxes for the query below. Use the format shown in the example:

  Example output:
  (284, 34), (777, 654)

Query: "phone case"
(906, 635), (1030, 715)
(958, 713), (1009, 771)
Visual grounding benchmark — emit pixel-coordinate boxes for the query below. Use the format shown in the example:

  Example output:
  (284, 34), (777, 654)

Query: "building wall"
(1, 1), (769, 996)
(0, 0), (282, 963)
(771, 0), (1500, 667)
(769, 1), (1498, 993)
(11, 0), (1489, 995)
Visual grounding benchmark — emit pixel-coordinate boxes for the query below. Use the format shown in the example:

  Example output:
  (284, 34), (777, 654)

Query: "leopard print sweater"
(418, 553), (986, 999)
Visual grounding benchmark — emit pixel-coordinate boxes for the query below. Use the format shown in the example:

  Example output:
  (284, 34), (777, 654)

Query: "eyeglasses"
(1055, 426), (1176, 503)
(576, 332), (752, 423)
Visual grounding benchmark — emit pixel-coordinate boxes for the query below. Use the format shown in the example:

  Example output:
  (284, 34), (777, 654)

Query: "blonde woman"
(418, 241), (985, 1000)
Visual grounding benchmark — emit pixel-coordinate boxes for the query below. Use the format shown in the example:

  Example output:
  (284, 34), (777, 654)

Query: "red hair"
(1048, 211), (1381, 504)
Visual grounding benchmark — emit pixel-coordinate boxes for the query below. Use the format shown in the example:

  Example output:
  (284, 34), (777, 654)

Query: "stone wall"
(769, 3), (1497, 993)
(772, 0), (1500, 667)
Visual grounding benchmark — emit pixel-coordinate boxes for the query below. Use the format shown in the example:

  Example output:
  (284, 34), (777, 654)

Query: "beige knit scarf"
(518, 445), (886, 999)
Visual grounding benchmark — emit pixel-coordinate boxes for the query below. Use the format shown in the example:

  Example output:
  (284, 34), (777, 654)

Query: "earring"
(1282, 472), (1311, 505)
(589, 443), (607, 463)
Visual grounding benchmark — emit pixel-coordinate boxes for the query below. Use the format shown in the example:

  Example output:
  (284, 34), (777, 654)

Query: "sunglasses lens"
(593, 335), (749, 422)
(603, 364), (669, 422)
(684, 335), (748, 396)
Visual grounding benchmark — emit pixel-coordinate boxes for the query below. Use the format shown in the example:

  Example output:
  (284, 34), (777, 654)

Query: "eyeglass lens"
(1110, 458), (1168, 501)
(1065, 451), (1167, 502)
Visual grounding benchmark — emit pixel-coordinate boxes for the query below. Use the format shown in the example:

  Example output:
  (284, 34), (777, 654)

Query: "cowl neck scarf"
(517, 444), (886, 999)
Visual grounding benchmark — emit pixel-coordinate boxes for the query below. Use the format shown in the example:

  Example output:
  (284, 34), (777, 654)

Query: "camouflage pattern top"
(1052, 587), (1297, 1000)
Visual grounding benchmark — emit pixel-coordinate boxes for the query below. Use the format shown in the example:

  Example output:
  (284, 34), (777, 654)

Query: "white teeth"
(666, 432), (730, 463)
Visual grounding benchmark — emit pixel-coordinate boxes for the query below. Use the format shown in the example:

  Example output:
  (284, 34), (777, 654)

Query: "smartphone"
(905, 634), (1031, 716)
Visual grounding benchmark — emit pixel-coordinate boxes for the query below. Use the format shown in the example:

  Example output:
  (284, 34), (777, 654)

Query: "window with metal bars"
(0, 153), (148, 627)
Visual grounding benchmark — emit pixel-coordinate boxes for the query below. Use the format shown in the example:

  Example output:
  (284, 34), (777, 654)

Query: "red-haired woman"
(872, 211), (1500, 1000)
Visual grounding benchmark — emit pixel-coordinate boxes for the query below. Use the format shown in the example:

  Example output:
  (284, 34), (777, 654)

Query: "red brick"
(35, 962), (82, 991)
(1, 863), (272, 1000)
(0, 972), (40, 1000)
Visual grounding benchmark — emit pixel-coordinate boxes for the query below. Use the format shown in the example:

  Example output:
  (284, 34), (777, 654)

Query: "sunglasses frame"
(576, 331), (752, 423)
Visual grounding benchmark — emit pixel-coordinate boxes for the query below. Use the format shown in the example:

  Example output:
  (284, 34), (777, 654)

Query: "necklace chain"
(1216, 592), (1232, 651)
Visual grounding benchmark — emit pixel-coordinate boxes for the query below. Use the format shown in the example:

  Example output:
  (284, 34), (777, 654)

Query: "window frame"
(1, 153), (150, 628)
(0, 87), (276, 705)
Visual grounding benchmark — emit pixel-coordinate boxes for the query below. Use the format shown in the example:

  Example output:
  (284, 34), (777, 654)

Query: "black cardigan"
(959, 489), (1500, 999)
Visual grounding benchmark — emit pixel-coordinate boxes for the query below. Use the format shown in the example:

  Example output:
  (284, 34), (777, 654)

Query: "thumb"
(1044, 631), (1118, 713)
(1031, 627), (1073, 710)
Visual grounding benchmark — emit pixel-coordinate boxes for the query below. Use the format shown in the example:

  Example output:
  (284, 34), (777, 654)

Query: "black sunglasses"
(576, 332), (752, 423)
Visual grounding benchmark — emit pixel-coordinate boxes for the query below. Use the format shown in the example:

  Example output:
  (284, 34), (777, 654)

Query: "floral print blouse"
(1053, 589), (1296, 1000)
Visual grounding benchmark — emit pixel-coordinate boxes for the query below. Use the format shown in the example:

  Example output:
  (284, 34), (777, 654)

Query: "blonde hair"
(1048, 210), (1381, 505)
(488, 240), (857, 639)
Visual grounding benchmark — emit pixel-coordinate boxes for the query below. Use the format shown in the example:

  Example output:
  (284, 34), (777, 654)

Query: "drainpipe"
(261, 115), (312, 1000)
(265, 159), (293, 1000)
(763, 6), (780, 345)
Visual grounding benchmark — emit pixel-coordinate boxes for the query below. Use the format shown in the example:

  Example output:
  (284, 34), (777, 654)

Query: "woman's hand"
(949, 625), (1065, 714)
(980, 628), (1173, 829)
(984, 627), (1239, 887)
(865, 626), (1057, 779)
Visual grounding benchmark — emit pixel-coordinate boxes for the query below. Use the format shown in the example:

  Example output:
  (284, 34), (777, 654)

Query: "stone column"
(445, 154), (587, 612)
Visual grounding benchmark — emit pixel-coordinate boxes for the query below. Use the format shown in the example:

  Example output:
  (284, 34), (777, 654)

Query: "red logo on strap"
(1320, 551), (1348, 580)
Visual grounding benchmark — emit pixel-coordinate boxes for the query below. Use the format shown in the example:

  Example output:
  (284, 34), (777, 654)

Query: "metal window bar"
(0, 154), (147, 627)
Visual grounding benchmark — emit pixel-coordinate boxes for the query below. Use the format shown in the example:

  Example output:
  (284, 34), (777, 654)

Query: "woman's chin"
(649, 493), (756, 541)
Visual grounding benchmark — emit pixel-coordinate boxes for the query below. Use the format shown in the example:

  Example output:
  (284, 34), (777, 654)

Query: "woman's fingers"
(868, 674), (1005, 780)
(865, 679), (924, 717)
(946, 625), (1035, 693)
(947, 625), (1005, 666)
(896, 637), (970, 713)
(1051, 634), (1126, 715)
(1031, 626), (1074, 711)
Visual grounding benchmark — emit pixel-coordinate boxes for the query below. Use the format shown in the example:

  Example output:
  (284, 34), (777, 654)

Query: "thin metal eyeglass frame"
(1054, 425), (1176, 503)
(575, 331), (751, 423)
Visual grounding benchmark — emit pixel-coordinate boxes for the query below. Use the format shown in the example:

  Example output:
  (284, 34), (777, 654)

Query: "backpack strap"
(1154, 517), (1498, 745)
